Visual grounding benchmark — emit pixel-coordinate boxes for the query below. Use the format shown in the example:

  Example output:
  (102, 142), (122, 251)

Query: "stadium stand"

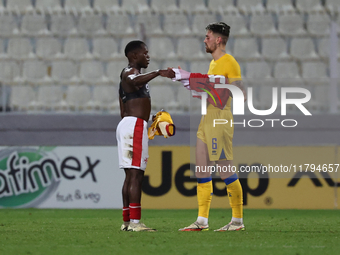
(135, 13), (163, 36)
(207, 0), (238, 14)
(295, 0), (325, 13)
(233, 37), (261, 61)
(35, 0), (63, 14)
(237, 0), (265, 14)
(51, 60), (79, 84)
(249, 13), (278, 36)
(92, 85), (119, 112)
(92, 37), (119, 60)
(6, 0), (34, 14)
(0, 13), (19, 37)
(147, 36), (176, 60)
(36, 37), (63, 60)
(307, 13), (331, 37)
(0, 0), (336, 114)
(150, 0), (178, 14)
(266, 0), (295, 13)
(93, 0), (121, 14)
(36, 85), (64, 111)
(179, 0), (208, 14)
(261, 37), (290, 61)
(64, 37), (91, 60)
(65, 84), (92, 111)
(278, 13), (307, 36)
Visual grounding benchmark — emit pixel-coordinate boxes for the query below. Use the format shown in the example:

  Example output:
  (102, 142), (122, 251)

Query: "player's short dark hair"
(124, 40), (146, 57)
(206, 22), (230, 38)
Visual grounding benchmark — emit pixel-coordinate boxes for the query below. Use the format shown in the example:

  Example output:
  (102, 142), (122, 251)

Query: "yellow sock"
(197, 179), (213, 219)
(226, 178), (243, 218)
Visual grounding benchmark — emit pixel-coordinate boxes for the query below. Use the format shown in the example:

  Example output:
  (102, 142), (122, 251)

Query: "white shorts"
(116, 116), (149, 170)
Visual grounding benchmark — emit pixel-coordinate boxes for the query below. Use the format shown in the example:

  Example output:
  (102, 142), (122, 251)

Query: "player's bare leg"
(124, 169), (156, 232)
(121, 169), (131, 231)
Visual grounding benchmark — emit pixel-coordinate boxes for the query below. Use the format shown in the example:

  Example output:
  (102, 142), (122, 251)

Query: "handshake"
(157, 67), (176, 79)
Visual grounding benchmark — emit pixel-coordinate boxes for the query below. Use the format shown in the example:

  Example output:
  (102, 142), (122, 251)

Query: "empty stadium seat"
(79, 61), (106, 84)
(307, 13), (331, 36)
(222, 14), (248, 37)
(278, 13), (306, 36)
(163, 60), (187, 73)
(149, 85), (176, 112)
(35, 0), (63, 14)
(64, 0), (92, 14)
(163, 13), (191, 37)
(249, 13), (278, 36)
(51, 60), (79, 83)
(318, 38), (340, 59)
(192, 13), (218, 35)
(78, 14), (106, 36)
(302, 61), (328, 81)
(92, 85), (119, 111)
(21, 14), (49, 36)
(92, 37), (119, 60)
(290, 37), (319, 60)
(295, 0), (325, 13)
(36, 37), (62, 60)
(274, 61), (300, 80)
(135, 13), (163, 36)
(22, 60), (49, 84)
(266, 0), (295, 13)
(208, 0), (238, 14)
(64, 38), (91, 60)
(65, 85), (92, 111)
(177, 37), (205, 60)
(51, 14), (78, 36)
(106, 60), (127, 82)
(261, 37), (289, 60)
(120, 0), (149, 14)
(7, 37), (34, 60)
(237, 0), (265, 14)
(6, 0), (34, 14)
(93, 0), (121, 14)
(177, 89), (201, 113)
(274, 61), (302, 86)
(245, 61), (273, 81)
(233, 37), (261, 61)
(10, 85), (36, 111)
(37, 85), (64, 110)
(106, 14), (135, 37)
(150, 0), (178, 14)
(148, 36), (176, 60)
(0, 13), (19, 37)
(190, 60), (211, 73)
(0, 60), (20, 83)
(179, 0), (208, 14)
(325, 0), (340, 14)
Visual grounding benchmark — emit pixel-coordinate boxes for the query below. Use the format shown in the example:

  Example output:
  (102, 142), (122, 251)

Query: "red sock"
(129, 203), (141, 220)
(122, 207), (130, 222)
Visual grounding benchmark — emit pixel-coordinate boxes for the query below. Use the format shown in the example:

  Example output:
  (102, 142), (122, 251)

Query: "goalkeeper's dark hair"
(205, 22), (230, 45)
(124, 40), (146, 57)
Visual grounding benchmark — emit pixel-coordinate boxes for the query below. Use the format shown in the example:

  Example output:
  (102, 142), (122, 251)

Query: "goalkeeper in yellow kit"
(173, 22), (247, 231)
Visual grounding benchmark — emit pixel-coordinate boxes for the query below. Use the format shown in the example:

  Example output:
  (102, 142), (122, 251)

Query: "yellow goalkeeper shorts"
(197, 103), (234, 162)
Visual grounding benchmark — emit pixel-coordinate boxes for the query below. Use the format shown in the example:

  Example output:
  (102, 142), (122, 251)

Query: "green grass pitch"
(0, 209), (339, 255)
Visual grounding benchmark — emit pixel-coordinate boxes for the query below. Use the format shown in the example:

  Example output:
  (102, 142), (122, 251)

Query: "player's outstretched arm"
(159, 68), (176, 78)
(124, 68), (174, 88)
